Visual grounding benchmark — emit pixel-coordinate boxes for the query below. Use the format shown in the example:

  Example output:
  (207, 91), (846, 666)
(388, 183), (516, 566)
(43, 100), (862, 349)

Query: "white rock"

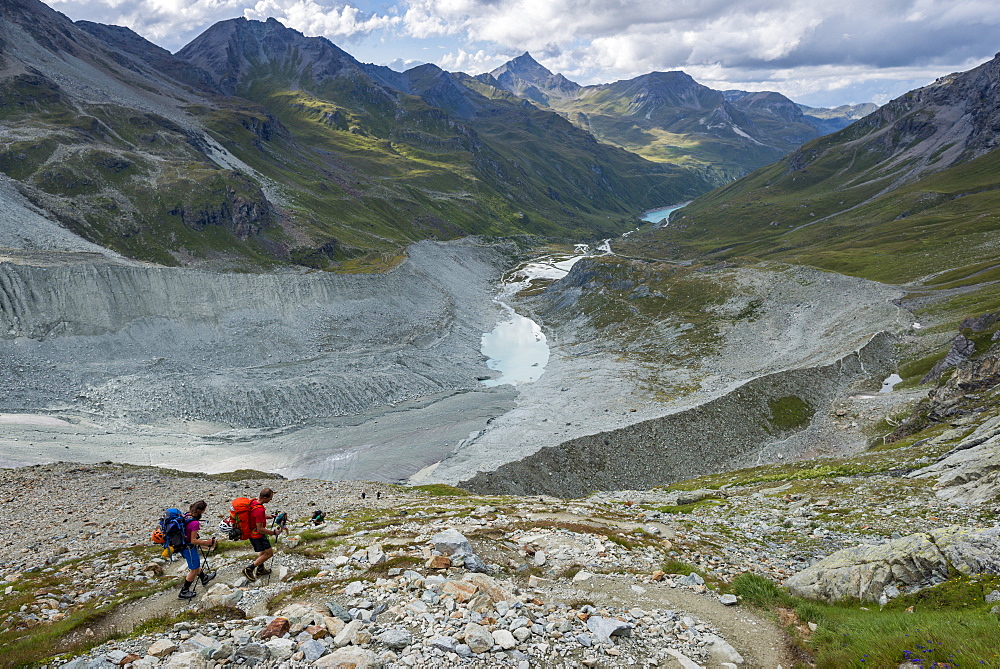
(429, 529), (473, 557)
(663, 648), (704, 668)
(147, 639), (178, 658)
(162, 650), (208, 669)
(573, 570), (594, 582)
(313, 646), (378, 668)
(492, 629), (517, 650)
(264, 638), (296, 661)
(704, 633), (745, 665)
(334, 619), (364, 647)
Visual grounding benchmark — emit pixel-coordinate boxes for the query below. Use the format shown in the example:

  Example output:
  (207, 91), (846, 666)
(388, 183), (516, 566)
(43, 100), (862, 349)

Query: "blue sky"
(48, 0), (1000, 107)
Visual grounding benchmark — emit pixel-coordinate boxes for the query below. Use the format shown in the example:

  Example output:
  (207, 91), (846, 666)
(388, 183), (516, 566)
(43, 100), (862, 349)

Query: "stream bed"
(480, 244), (607, 386)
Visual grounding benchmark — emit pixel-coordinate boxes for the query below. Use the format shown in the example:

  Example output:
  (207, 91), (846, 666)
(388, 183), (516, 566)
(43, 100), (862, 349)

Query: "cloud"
(48, 0), (1000, 105)
(244, 0), (400, 38)
(398, 0), (1000, 100)
(437, 48), (506, 72)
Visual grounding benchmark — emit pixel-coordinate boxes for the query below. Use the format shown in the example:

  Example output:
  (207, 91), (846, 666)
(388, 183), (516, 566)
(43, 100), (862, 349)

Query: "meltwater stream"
(480, 203), (687, 387)
(480, 244), (604, 387)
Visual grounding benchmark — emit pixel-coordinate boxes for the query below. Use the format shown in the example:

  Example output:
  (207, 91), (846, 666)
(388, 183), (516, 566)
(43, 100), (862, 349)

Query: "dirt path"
(551, 575), (794, 668)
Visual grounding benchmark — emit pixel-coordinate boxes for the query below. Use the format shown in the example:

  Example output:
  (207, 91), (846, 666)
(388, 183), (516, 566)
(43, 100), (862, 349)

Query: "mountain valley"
(1, 0), (999, 665)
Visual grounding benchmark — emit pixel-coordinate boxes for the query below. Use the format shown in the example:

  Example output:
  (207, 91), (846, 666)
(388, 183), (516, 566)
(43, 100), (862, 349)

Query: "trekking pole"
(272, 512), (288, 545)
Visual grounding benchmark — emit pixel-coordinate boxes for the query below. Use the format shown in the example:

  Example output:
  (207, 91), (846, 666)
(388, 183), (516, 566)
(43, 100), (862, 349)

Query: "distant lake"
(641, 203), (689, 227)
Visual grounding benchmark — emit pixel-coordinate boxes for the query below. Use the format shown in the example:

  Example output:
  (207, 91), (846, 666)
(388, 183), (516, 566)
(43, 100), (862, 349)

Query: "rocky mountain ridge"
(0, 1), (703, 269)
(483, 53), (876, 182)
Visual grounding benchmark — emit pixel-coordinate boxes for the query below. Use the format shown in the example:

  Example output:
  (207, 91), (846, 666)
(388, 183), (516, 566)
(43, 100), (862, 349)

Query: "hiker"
(179, 500), (217, 599)
(361, 491), (366, 499)
(376, 491), (381, 500)
(310, 509), (325, 526)
(242, 487), (285, 581)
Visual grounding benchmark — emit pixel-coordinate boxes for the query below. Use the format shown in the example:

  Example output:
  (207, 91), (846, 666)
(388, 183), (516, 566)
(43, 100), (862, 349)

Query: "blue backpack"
(159, 508), (192, 549)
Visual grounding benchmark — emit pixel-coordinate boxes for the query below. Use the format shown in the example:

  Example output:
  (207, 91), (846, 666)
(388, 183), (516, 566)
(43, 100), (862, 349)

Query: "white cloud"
(437, 48), (506, 72)
(244, 0), (400, 37)
(49, 0), (1000, 105)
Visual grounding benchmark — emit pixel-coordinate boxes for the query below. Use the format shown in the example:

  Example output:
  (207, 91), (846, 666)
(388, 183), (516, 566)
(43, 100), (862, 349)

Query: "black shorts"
(250, 536), (271, 552)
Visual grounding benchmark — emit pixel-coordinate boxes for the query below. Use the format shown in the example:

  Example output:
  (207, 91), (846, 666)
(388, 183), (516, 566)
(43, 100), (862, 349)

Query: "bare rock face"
(911, 414), (1000, 505)
(921, 334), (977, 384)
(784, 526), (1000, 603)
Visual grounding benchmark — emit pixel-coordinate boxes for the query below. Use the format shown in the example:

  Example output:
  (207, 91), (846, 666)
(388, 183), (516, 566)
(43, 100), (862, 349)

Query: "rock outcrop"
(784, 526), (1000, 603)
(911, 414), (1000, 504)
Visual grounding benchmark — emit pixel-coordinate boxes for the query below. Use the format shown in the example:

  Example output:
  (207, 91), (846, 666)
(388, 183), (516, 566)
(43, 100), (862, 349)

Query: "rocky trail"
(1, 382), (998, 668)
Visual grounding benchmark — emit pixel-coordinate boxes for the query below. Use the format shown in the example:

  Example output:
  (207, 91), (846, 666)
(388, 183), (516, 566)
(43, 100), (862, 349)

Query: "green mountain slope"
(618, 54), (1000, 377)
(179, 20), (714, 251)
(485, 54), (868, 186)
(0, 3), (709, 269)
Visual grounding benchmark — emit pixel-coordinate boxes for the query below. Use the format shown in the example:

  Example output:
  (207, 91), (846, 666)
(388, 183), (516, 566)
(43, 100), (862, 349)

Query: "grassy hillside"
(0, 9), (712, 269)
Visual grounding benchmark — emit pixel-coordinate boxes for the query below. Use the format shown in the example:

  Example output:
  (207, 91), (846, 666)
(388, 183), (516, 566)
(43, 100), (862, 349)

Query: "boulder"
(675, 489), (716, 506)
(312, 646), (378, 668)
(264, 638), (296, 661)
(334, 619), (365, 647)
(232, 643), (269, 666)
(146, 639), (178, 658)
(162, 651), (208, 669)
(462, 573), (512, 604)
(202, 583), (242, 609)
(442, 580), (478, 602)
(492, 629), (517, 650)
(258, 617), (290, 640)
(367, 545), (386, 566)
(462, 622), (494, 653)
(301, 639), (327, 662)
(377, 628), (412, 650)
(324, 616), (346, 636)
(326, 601), (354, 622)
(178, 634), (219, 654)
(663, 648), (703, 668)
(704, 633), (744, 665)
(426, 555), (451, 569)
(586, 616), (631, 644)
(785, 526), (1000, 602)
(429, 529), (473, 557)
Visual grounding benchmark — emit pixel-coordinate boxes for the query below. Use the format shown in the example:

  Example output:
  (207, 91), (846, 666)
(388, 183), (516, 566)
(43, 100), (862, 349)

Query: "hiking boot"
(199, 570), (217, 586)
(178, 582), (196, 599)
(242, 564), (257, 582)
(255, 564), (272, 576)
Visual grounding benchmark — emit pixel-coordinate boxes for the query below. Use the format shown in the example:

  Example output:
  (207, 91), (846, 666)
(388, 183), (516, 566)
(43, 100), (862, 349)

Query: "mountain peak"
(488, 52), (580, 104)
(491, 52), (554, 81)
(175, 17), (360, 95)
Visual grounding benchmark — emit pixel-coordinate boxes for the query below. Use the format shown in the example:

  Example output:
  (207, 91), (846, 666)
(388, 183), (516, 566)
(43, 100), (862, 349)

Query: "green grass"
(654, 498), (724, 514)
(733, 572), (1000, 667)
(768, 395), (814, 431)
(624, 120), (1000, 291)
(0, 547), (177, 666)
(662, 559), (702, 577)
(411, 484), (474, 497)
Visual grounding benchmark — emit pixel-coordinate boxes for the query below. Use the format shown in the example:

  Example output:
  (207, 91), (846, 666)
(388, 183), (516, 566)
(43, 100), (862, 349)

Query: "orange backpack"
(229, 497), (259, 540)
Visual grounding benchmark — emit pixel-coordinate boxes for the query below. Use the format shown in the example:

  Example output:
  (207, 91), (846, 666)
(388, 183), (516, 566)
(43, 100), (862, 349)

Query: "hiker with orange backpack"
(242, 488), (285, 582)
(179, 501), (217, 599)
